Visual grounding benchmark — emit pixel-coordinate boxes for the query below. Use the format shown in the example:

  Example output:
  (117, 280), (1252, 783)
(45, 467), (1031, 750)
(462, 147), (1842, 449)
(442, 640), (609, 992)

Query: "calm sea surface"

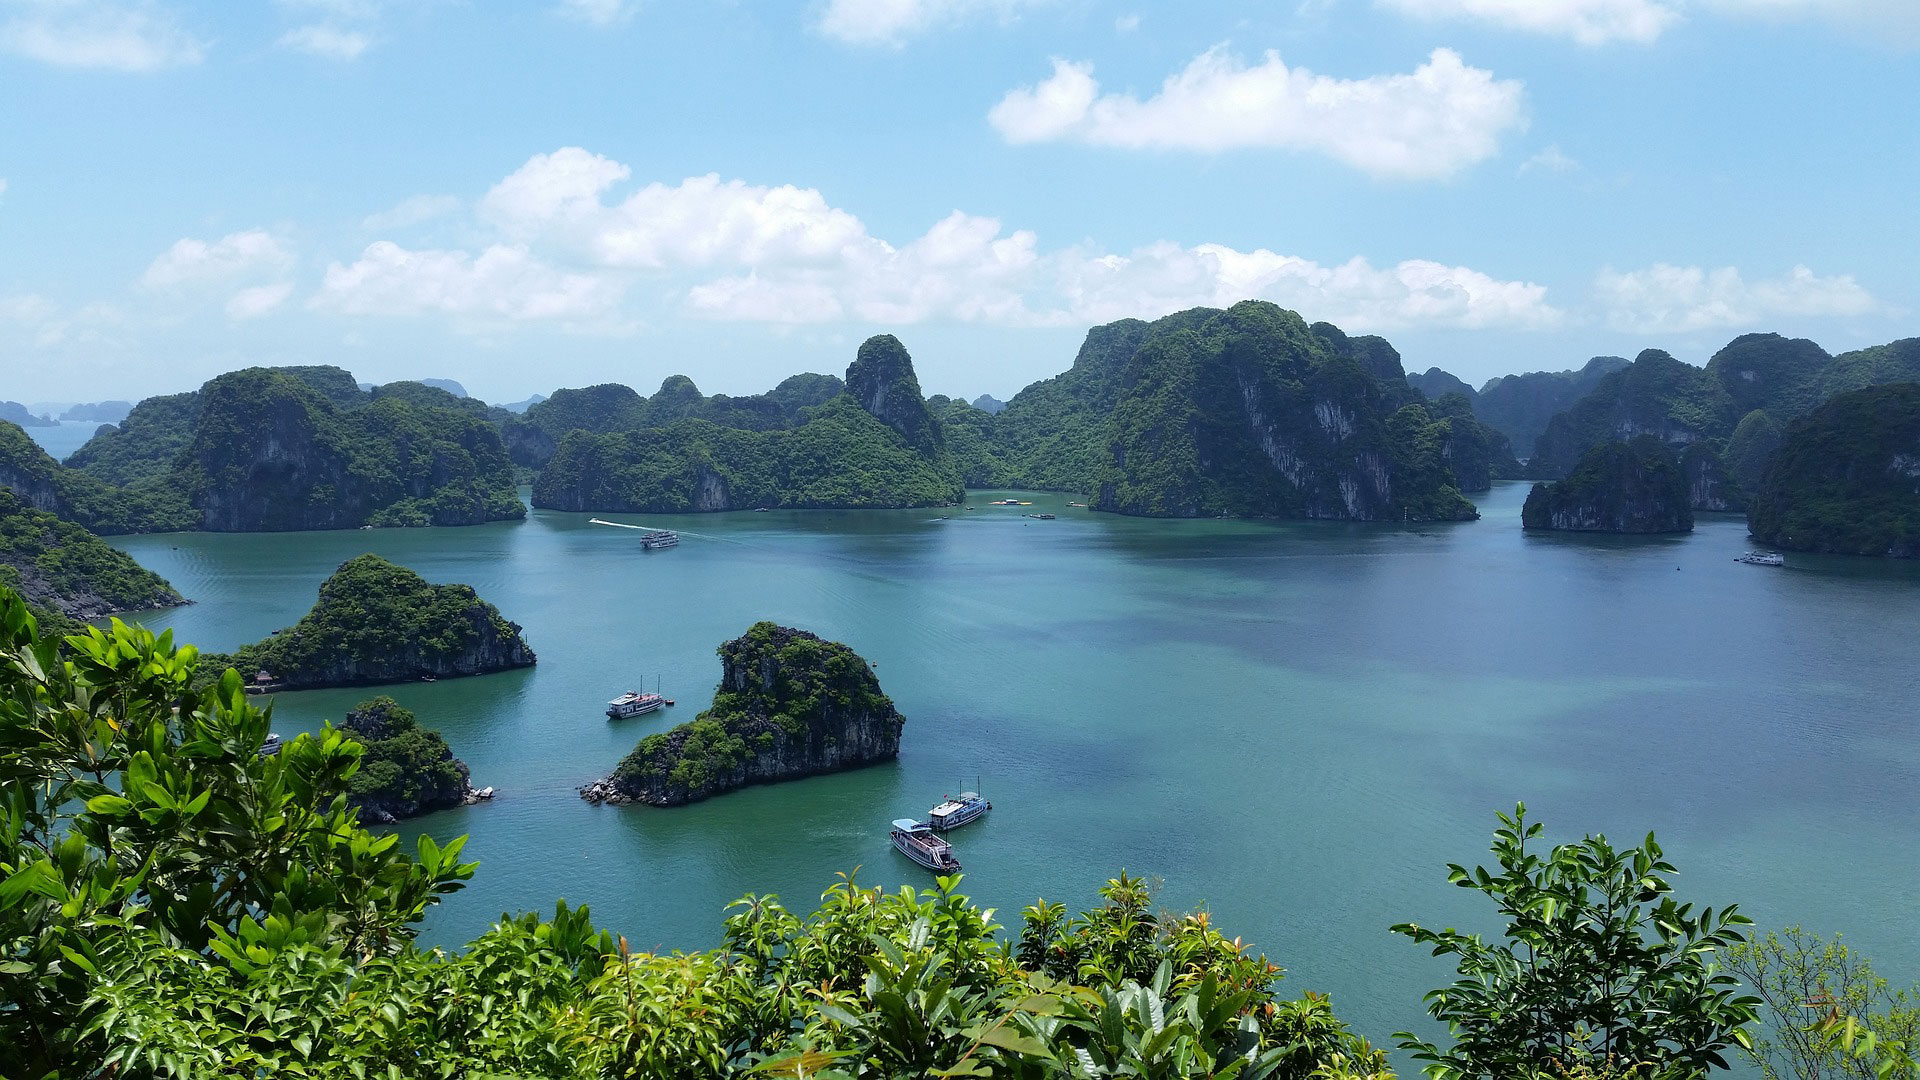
(107, 482), (1920, 1053)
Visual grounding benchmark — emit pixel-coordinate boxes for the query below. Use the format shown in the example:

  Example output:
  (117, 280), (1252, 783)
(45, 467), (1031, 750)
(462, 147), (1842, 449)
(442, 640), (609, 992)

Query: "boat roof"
(930, 800), (966, 815)
(891, 818), (926, 831)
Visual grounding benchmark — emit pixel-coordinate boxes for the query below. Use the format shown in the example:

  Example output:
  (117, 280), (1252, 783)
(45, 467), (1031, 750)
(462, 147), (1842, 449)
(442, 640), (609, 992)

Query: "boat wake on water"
(587, 519), (738, 544)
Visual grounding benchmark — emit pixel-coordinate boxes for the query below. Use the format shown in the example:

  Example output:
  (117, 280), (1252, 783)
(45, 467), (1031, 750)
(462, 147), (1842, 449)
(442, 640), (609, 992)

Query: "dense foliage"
(64, 391), (204, 487)
(609, 621), (900, 803)
(1522, 436), (1693, 533)
(1726, 409), (1785, 495)
(1091, 302), (1478, 521)
(1725, 927), (1918, 1080)
(1457, 357), (1630, 455)
(1394, 805), (1761, 1079)
(340, 696), (474, 823)
(0, 489), (182, 629)
(220, 554), (536, 689)
(1745, 383), (1920, 557)
(0, 419), (196, 534)
(1531, 351), (1739, 480)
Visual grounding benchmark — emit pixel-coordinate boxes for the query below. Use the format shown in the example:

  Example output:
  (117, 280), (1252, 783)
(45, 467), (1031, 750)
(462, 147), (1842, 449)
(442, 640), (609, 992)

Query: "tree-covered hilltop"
(989, 316), (1158, 492)
(1522, 436), (1694, 533)
(1530, 349), (1740, 481)
(587, 622), (903, 806)
(9, 594), (1846, 1078)
(533, 339), (964, 513)
(1469, 356), (1631, 453)
(341, 696), (482, 823)
(0, 419), (196, 534)
(504, 373), (851, 470)
(50, 365), (525, 532)
(217, 554), (536, 690)
(1746, 383), (1920, 558)
(1091, 302), (1480, 520)
(0, 488), (184, 632)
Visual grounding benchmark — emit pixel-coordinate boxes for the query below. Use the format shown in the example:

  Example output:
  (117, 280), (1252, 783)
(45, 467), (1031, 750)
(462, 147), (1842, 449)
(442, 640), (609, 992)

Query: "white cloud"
(1594, 264), (1880, 333)
(481, 148), (869, 269)
(142, 229), (293, 288)
(816, 0), (1045, 47)
(362, 194), (462, 231)
(278, 23), (369, 59)
(225, 282), (295, 320)
(0, 178), (8, 199)
(1520, 144), (1580, 174)
(987, 47), (1526, 180)
(314, 241), (627, 323)
(0, 0), (206, 70)
(1115, 12), (1140, 31)
(1378, 0), (1677, 45)
(556, 0), (636, 26)
(0, 294), (124, 348)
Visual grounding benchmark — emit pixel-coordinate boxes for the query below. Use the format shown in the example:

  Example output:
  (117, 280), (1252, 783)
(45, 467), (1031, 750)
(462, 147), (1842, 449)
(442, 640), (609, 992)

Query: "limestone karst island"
(4, 5), (1918, 1078)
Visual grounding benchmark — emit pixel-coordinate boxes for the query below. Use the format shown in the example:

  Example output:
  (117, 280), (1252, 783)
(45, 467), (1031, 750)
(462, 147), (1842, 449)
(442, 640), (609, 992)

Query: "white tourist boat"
(606, 690), (666, 718)
(890, 819), (962, 872)
(1736, 551), (1786, 566)
(928, 791), (990, 831)
(640, 530), (679, 550)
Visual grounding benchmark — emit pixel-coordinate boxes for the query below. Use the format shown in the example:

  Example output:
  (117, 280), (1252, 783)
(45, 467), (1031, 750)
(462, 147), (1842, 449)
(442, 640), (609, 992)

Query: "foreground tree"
(1724, 927), (1918, 1080)
(1392, 805), (1761, 1080)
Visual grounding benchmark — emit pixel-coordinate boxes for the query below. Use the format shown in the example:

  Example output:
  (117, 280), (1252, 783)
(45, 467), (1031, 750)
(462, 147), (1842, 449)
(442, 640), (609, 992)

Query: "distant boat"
(259, 733), (283, 758)
(607, 690), (666, 718)
(753, 507), (771, 512)
(928, 791), (990, 831)
(640, 529), (679, 550)
(890, 819), (962, 872)
(1736, 552), (1785, 566)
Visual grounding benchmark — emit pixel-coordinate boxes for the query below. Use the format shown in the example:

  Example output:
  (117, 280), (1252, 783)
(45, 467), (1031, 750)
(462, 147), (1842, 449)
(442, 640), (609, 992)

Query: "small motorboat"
(890, 819), (962, 873)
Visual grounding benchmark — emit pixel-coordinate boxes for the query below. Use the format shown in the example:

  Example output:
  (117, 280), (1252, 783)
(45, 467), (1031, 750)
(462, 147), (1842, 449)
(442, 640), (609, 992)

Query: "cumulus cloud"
(142, 230), (293, 288)
(0, 0), (206, 70)
(314, 241), (627, 322)
(347, 148), (1563, 335)
(278, 23), (369, 59)
(225, 282), (295, 320)
(1377, 0), (1677, 45)
(1594, 264), (1880, 333)
(817, 0), (1046, 47)
(987, 47), (1526, 180)
(1520, 144), (1580, 174)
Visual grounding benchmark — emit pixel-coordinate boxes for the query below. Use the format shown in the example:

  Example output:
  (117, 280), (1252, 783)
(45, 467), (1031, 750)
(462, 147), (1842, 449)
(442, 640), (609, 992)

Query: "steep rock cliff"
(1522, 436), (1693, 533)
(225, 555), (535, 690)
(1092, 302), (1478, 521)
(1681, 444), (1744, 512)
(1746, 383), (1920, 558)
(585, 623), (902, 807)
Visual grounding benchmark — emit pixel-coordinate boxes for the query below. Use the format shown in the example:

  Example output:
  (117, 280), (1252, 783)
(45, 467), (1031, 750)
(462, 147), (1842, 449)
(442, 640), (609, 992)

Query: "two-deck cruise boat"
(606, 690), (666, 718)
(928, 791), (991, 831)
(640, 529), (679, 550)
(1736, 551), (1786, 566)
(890, 819), (962, 873)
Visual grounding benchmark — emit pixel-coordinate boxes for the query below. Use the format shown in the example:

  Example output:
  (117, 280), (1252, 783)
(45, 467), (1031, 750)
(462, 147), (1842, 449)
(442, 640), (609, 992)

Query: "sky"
(1, 0), (1916, 406)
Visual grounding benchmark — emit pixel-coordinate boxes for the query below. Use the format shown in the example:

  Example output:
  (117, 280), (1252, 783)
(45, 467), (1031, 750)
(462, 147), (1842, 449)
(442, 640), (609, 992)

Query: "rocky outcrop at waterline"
(582, 622), (903, 807)
(341, 696), (493, 823)
(1522, 436), (1693, 534)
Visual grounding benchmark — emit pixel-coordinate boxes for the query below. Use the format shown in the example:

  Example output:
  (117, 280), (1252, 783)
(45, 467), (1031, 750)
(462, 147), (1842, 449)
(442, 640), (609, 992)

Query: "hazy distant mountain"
(0, 402), (55, 428)
(420, 379), (468, 398)
(971, 394), (1006, 414)
(61, 401), (133, 424)
(500, 394), (546, 413)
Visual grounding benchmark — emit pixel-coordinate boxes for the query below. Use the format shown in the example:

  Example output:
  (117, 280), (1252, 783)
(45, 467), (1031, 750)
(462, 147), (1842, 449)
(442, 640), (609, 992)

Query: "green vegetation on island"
(0, 488), (183, 632)
(213, 554), (536, 690)
(1522, 435), (1694, 533)
(340, 696), (481, 823)
(589, 621), (903, 806)
(533, 339), (964, 513)
(1746, 382), (1920, 558)
(3, 592), (1914, 1078)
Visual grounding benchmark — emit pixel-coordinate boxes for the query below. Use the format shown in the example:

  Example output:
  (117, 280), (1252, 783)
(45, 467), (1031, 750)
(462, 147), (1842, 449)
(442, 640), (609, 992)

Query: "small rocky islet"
(582, 621), (903, 807)
(339, 696), (491, 824)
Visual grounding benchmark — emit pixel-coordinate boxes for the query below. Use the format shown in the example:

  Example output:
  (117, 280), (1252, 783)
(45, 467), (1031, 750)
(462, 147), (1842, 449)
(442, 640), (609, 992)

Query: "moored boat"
(890, 818), (962, 872)
(928, 791), (990, 831)
(1736, 551), (1785, 566)
(607, 691), (666, 718)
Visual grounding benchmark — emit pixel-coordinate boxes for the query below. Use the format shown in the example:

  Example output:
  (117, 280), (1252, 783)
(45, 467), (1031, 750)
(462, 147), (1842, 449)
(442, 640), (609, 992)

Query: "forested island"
(1522, 436), (1694, 534)
(1746, 383), (1920, 558)
(206, 554), (535, 691)
(0, 488), (184, 633)
(583, 622), (903, 806)
(341, 696), (489, 822)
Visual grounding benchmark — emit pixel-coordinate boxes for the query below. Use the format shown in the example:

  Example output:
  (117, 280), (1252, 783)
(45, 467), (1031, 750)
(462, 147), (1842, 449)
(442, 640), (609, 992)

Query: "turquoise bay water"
(109, 483), (1920, 1051)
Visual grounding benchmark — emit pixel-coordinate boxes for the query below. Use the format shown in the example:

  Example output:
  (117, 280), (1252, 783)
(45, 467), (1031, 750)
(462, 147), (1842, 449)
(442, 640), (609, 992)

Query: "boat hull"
(890, 830), (961, 873)
(929, 801), (990, 831)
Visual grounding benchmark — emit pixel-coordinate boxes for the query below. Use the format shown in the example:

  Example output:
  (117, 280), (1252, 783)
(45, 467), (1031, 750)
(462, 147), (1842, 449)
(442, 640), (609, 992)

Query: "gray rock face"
(1522, 436), (1693, 534)
(584, 623), (903, 807)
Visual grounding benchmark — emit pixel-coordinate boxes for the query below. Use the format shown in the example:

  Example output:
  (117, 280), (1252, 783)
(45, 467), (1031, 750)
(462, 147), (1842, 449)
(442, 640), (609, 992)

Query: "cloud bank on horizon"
(0, 0), (1909, 401)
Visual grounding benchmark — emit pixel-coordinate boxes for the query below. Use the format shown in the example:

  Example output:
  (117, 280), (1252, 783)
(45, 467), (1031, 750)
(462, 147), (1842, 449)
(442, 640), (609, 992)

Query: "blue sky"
(1, 0), (1915, 406)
